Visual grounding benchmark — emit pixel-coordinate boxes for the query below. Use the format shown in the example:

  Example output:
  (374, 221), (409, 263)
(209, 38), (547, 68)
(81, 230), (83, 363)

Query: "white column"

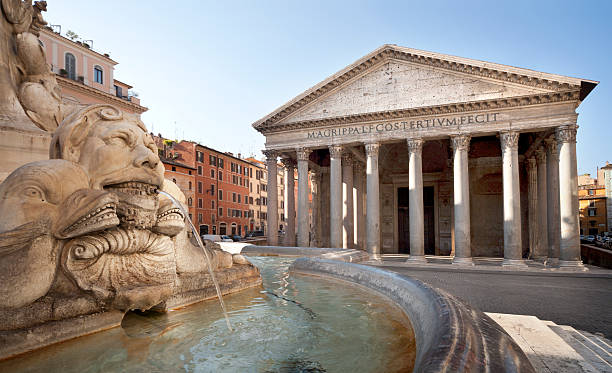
(282, 157), (296, 246)
(406, 138), (426, 263)
(545, 138), (561, 265)
(296, 148), (311, 247)
(354, 163), (365, 250)
(329, 145), (343, 248)
(534, 147), (548, 260)
(365, 142), (381, 259)
(310, 171), (321, 247)
(342, 153), (354, 249)
(526, 156), (538, 259)
(556, 126), (584, 268)
(264, 150), (279, 246)
(451, 135), (472, 265)
(500, 131), (526, 266)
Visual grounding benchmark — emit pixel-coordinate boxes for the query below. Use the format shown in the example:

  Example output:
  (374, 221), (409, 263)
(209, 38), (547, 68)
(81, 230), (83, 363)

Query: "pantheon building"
(253, 45), (598, 267)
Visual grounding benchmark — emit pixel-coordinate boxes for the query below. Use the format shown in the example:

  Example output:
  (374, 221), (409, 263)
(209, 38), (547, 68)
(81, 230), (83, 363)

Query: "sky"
(44, 0), (611, 175)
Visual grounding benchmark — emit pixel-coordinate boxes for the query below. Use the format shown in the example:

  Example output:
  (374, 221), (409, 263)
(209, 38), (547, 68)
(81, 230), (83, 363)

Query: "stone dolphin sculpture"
(0, 159), (119, 308)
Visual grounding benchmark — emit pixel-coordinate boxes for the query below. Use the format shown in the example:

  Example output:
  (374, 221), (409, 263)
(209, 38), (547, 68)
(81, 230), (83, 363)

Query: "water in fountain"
(156, 190), (233, 332)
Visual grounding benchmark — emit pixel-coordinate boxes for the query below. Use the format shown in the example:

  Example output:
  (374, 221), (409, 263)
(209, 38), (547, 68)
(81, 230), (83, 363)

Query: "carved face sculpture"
(0, 159), (119, 308)
(51, 105), (165, 229)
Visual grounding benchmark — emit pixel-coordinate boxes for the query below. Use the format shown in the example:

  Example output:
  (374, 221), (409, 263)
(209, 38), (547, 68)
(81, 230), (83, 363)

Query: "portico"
(254, 45), (597, 267)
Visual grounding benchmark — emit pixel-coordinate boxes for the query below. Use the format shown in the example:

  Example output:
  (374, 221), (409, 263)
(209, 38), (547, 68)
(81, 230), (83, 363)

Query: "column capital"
(364, 142), (380, 157)
(450, 134), (471, 152)
(262, 149), (278, 160)
(544, 137), (558, 157)
(329, 145), (343, 158)
(526, 156), (537, 170)
(341, 152), (353, 166)
(406, 138), (423, 154)
(296, 147), (311, 161)
(555, 125), (577, 144)
(535, 147), (546, 164)
(281, 156), (296, 169)
(500, 131), (520, 150)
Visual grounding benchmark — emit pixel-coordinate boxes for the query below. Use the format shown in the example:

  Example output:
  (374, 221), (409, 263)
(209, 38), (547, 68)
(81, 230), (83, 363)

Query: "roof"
(40, 28), (118, 65)
(162, 159), (196, 170)
(252, 44), (598, 131)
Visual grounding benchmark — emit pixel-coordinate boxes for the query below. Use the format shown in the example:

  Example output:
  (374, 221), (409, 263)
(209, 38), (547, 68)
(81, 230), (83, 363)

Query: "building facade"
(38, 27), (146, 115)
(253, 45), (598, 268)
(578, 184), (607, 236)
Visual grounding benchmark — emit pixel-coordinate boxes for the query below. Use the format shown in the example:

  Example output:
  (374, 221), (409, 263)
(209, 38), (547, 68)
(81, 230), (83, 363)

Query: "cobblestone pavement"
(367, 258), (612, 339)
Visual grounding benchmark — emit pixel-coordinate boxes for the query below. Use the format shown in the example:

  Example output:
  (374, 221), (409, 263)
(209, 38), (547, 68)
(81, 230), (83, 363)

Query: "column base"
(501, 258), (528, 268)
(558, 260), (587, 270)
(452, 257), (474, 266)
(406, 255), (427, 264)
(369, 253), (382, 262)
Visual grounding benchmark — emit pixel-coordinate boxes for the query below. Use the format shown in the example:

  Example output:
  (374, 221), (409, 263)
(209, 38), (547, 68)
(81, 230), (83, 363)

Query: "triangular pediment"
(253, 45), (596, 132)
(279, 60), (546, 125)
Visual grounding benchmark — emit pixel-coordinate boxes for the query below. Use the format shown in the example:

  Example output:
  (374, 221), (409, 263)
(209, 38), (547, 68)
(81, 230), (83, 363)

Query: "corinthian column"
(527, 156), (538, 259)
(500, 131), (526, 266)
(365, 142), (381, 259)
(451, 135), (472, 265)
(556, 126), (584, 268)
(329, 145), (343, 248)
(296, 148), (311, 247)
(310, 171), (321, 247)
(406, 138), (426, 263)
(263, 150), (279, 246)
(342, 153), (354, 249)
(282, 157), (296, 246)
(354, 162), (365, 250)
(534, 148), (548, 260)
(545, 138), (560, 265)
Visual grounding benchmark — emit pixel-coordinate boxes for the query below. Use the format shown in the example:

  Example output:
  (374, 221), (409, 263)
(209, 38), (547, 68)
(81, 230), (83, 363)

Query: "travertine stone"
(310, 171), (321, 247)
(342, 153), (354, 249)
(282, 157), (296, 246)
(451, 135), (473, 265)
(545, 138), (560, 265)
(526, 157), (538, 259)
(263, 150), (279, 245)
(534, 147), (548, 260)
(556, 126), (584, 268)
(500, 131), (525, 266)
(296, 148), (310, 247)
(354, 162), (366, 250)
(406, 138), (426, 263)
(329, 145), (343, 248)
(365, 142), (381, 259)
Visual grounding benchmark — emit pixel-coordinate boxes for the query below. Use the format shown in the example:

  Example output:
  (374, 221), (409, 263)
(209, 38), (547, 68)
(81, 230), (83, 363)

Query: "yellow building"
(578, 184), (607, 236)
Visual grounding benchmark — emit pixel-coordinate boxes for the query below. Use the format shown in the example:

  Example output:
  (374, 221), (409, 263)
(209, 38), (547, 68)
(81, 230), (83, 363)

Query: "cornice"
(253, 45), (593, 131)
(57, 76), (148, 114)
(258, 90), (580, 135)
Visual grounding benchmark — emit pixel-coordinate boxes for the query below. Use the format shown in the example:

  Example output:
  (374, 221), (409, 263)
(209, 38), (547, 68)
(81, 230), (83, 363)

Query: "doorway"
(397, 186), (435, 254)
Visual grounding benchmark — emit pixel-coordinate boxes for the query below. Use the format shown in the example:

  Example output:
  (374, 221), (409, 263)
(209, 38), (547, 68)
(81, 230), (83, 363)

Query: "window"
(171, 166), (176, 171)
(588, 209), (597, 216)
(196, 151), (204, 163)
(209, 155), (216, 166)
(198, 213), (203, 223)
(211, 169), (215, 178)
(94, 66), (103, 84)
(198, 198), (203, 208)
(114, 85), (122, 98)
(232, 192), (236, 202)
(218, 207), (223, 217)
(188, 197), (193, 206)
(65, 53), (76, 80)
(238, 194), (241, 203)
(188, 170), (192, 175)
(589, 201), (595, 208)
(210, 184), (215, 194)
(249, 197), (253, 204)
(218, 159), (224, 169)
(245, 195), (249, 204)
(589, 189), (595, 196)
(219, 223), (227, 235)
(218, 190), (223, 200)
(219, 171), (223, 181)
(200, 225), (209, 234)
(198, 182), (202, 194)
(198, 166), (202, 175)
(188, 181), (192, 190)
(211, 200), (215, 209)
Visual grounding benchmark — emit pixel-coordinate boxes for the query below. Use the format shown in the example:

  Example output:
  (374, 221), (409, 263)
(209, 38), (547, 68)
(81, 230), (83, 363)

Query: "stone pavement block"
(486, 313), (600, 373)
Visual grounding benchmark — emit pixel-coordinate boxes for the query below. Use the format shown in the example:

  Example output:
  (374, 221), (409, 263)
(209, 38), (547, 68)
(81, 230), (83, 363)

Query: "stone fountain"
(0, 0), (261, 359)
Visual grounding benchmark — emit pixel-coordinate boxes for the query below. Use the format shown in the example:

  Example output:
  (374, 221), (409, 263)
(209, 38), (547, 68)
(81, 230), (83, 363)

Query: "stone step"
(486, 313), (602, 372)
(545, 322), (612, 372)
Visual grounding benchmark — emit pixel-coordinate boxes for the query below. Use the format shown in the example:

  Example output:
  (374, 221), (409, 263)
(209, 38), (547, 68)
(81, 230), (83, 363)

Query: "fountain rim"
(241, 245), (536, 373)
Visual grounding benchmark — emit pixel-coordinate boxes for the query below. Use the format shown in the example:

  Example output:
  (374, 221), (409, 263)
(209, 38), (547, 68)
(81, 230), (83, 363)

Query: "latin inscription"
(307, 113), (500, 139)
